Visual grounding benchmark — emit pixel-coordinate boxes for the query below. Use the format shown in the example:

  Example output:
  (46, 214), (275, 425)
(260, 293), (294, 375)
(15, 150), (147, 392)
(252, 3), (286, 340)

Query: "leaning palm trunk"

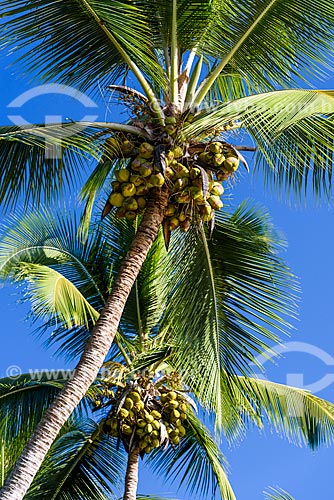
(123, 449), (140, 500)
(0, 187), (169, 500)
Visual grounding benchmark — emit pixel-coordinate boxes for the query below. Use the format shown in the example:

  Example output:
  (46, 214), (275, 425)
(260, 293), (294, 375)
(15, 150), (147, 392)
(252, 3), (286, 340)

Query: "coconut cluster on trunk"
(94, 373), (192, 456)
(103, 134), (240, 233)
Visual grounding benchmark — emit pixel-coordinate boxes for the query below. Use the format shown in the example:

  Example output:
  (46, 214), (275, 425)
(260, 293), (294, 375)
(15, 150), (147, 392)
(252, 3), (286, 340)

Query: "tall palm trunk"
(0, 186), (169, 500)
(123, 449), (140, 500)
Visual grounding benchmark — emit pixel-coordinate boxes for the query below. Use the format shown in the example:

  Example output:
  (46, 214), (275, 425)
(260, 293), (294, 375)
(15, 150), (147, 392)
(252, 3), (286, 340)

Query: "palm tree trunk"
(123, 449), (140, 500)
(0, 186), (169, 500)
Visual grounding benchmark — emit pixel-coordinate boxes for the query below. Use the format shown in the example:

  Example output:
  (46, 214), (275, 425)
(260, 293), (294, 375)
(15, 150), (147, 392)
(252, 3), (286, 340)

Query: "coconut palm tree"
(1, 206), (334, 499)
(1, 1), (334, 497)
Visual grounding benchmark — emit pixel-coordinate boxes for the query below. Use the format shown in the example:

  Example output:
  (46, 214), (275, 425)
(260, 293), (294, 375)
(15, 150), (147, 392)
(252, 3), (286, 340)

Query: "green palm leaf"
(186, 89), (334, 198)
(25, 419), (125, 500)
(0, 374), (68, 441)
(191, 0), (334, 105)
(159, 202), (296, 421)
(15, 263), (99, 329)
(121, 230), (169, 341)
(148, 411), (235, 500)
(264, 487), (296, 500)
(0, 0), (163, 93)
(0, 122), (148, 209)
(234, 376), (334, 449)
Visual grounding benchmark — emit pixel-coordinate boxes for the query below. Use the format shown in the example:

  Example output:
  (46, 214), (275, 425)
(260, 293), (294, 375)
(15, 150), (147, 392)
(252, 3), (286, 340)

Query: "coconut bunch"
(103, 135), (240, 232)
(95, 374), (192, 456)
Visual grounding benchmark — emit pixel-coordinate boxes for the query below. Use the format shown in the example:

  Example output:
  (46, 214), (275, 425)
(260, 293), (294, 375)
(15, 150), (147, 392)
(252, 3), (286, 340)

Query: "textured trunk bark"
(0, 186), (169, 500)
(123, 449), (140, 500)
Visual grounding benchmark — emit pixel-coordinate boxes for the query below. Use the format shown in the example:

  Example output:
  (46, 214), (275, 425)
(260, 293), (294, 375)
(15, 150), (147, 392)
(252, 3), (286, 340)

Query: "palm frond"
(0, 374), (68, 441)
(234, 376), (334, 449)
(0, 122), (147, 209)
(121, 229), (169, 340)
(0, 0), (163, 93)
(159, 202), (297, 421)
(264, 487), (296, 500)
(185, 89), (334, 199)
(24, 418), (125, 500)
(15, 262), (99, 329)
(191, 0), (334, 105)
(147, 411), (235, 500)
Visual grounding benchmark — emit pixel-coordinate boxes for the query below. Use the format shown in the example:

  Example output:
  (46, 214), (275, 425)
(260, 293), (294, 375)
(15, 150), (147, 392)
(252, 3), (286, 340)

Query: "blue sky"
(1, 54), (334, 500)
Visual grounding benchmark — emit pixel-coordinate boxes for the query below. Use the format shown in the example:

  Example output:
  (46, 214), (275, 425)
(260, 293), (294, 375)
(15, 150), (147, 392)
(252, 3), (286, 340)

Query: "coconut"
(151, 410), (162, 419)
(123, 197), (138, 211)
(189, 187), (204, 200)
(189, 167), (201, 179)
(139, 163), (154, 177)
(167, 400), (179, 409)
(129, 391), (141, 402)
(152, 420), (160, 431)
(139, 142), (154, 159)
(152, 438), (160, 448)
(130, 174), (144, 186)
(167, 391), (177, 400)
(115, 168), (130, 183)
(119, 408), (129, 419)
(178, 425), (186, 437)
(173, 178), (188, 191)
(124, 398), (134, 410)
(210, 182), (224, 196)
(208, 195), (223, 210)
(216, 171), (230, 181)
(165, 204), (176, 217)
(124, 211), (137, 220)
(172, 145), (183, 158)
(180, 219), (191, 232)
(168, 217), (180, 231)
(145, 414), (154, 423)
(175, 192), (191, 204)
(109, 192), (124, 207)
(150, 173), (165, 187)
(137, 197), (147, 209)
(111, 181), (121, 192)
(174, 164), (189, 178)
(121, 182), (136, 197)
(145, 423), (153, 434)
(208, 142), (223, 154)
(165, 116), (177, 125)
(135, 185), (150, 196)
(213, 153), (225, 167)
(164, 166), (174, 178)
(165, 124), (176, 135)
(122, 424), (133, 435)
(223, 157), (239, 172)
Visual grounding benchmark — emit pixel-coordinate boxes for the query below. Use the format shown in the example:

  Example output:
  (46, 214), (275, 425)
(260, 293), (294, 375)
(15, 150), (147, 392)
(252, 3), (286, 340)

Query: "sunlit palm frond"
(24, 418), (125, 500)
(233, 376), (334, 449)
(186, 89), (334, 198)
(15, 263), (99, 329)
(264, 486), (296, 500)
(191, 0), (334, 105)
(147, 411), (235, 500)
(158, 202), (296, 421)
(0, 0), (163, 92)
